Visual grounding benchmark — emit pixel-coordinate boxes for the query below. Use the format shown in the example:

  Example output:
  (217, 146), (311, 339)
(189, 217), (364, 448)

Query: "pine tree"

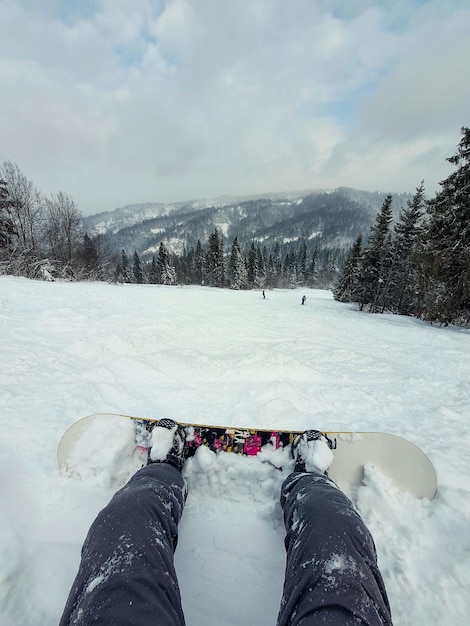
(133, 251), (144, 284)
(305, 248), (318, 287)
(389, 183), (426, 315)
(228, 237), (248, 289)
(357, 194), (394, 312)
(418, 128), (470, 324)
(121, 250), (131, 283)
(256, 244), (266, 287)
(193, 239), (205, 285)
(115, 249), (131, 283)
(297, 242), (307, 285)
(283, 251), (297, 288)
(157, 242), (176, 285)
(172, 249), (187, 285)
(333, 235), (363, 302)
(205, 229), (225, 287)
(316, 249), (337, 288)
(148, 255), (159, 284)
(80, 233), (100, 279)
(269, 242), (282, 287)
(247, 242), (258, 286)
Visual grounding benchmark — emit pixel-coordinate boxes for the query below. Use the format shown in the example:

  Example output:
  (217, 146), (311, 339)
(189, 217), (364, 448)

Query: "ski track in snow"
(0, 276), (469, 625)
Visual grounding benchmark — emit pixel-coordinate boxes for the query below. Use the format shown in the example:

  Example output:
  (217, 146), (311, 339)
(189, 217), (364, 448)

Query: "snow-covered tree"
(228, 237), (248, 289)
(283, 251), (298, 288)
(305, 249), (318, 287)
(148, 255), (158, 284)
(388, 183), (426, 315)
(357, 194), (394, 312)
(297, 242), (307, 284)
(333, 235), (363, 302)
(133, 251), (144, 284)
(79, 233), (100, 279)
(205, 229), (225, 287)
(0, 160), (44, 257)
(114, 249), (131, 283)
(418, 127), (470, 324)
(0, 178), (17, 255)
(256, 244), (267, 287)
(267, 242), (282, 287)
(44, 191), (83, 268)
(157, 242), (177, 285)
(193, 239), (205, 285)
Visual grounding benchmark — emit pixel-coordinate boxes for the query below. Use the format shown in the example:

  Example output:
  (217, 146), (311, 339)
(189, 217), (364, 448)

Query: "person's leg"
(277, 432), (392, 626)
(60, 421), (187, 626)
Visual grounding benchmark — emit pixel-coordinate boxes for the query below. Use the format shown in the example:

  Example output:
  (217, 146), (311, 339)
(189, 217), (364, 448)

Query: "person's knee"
(283, 474), (351, 519)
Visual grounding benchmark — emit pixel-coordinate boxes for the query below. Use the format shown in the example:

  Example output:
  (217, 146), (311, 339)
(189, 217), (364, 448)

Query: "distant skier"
(262, 290), (266, 299)
(60, 421), (392, 626)
(301, 294), (306, 305)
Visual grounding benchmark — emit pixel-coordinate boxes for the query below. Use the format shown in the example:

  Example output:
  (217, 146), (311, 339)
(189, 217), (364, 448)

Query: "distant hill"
(83, 187), (411, 258)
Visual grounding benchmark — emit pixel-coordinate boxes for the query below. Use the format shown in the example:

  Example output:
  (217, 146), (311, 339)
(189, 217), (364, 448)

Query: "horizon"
(84, 185), (412, 219)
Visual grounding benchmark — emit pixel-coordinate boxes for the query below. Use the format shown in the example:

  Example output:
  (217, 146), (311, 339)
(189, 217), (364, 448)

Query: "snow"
(282, 236), (299, 243)
(308, 230), (322, 239)
(294, 435), (334, 473)
(214, 222), (229, 237)
(150, 423), (178, 462)
(0, 276), (469, 625)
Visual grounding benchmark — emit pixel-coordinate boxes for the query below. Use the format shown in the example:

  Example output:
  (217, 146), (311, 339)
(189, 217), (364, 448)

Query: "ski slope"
(0, 276), (469, 625)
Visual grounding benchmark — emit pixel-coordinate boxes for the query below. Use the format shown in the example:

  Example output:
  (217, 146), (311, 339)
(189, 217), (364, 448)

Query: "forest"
(1, 127), (469, 326)
(334, 127), (470, 326)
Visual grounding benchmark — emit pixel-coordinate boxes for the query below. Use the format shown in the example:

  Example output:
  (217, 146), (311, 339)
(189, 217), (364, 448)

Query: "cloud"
(361, 10), (470, 137)
(323, 2), (470, 192)
(0, 0), (468, 214)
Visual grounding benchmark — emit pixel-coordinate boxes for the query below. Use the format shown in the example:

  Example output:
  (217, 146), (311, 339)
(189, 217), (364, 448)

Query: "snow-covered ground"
(0, 276), (469, 625)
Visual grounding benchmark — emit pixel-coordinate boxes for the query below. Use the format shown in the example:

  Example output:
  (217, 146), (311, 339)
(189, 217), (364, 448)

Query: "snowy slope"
(0, 277), (469, 625)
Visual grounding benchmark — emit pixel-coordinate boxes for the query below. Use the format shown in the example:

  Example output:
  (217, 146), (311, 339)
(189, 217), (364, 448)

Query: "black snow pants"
(277, 472), (392, 625)
(59, 463), (187, 626)
(60, 465), (392, 626)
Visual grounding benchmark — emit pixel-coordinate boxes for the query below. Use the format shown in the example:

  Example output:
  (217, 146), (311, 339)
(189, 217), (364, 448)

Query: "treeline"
(114, 234), (346, 290)
(334, 127), (470, 326)
(0, 158), (345, 288)
(2, 126), (469, 327)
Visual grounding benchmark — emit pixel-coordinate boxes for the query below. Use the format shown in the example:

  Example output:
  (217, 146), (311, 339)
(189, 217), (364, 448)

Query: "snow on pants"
(59, 462), (187, 626)
(277, 472), (393, 626)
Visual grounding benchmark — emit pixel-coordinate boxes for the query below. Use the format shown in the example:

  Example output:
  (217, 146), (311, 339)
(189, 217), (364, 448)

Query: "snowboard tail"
(57, 413), (437, 500)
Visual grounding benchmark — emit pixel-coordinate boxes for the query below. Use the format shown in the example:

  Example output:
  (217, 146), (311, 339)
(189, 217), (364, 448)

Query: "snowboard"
(57, 413), (437, 500)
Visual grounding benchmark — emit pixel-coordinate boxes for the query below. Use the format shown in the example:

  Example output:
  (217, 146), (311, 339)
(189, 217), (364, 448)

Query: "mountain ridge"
(83, 187), (412, 258)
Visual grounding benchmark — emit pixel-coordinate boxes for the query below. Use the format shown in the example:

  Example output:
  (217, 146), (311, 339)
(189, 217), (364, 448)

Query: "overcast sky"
(1, 0), (468, 216)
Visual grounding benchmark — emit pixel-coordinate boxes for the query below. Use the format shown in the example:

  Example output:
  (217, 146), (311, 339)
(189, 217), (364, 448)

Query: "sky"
(0, 0), (469, 216)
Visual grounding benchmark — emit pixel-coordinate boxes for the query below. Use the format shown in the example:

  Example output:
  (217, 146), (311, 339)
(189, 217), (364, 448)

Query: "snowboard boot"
(292, 429), (335, 474)
(147, 418), (186, 471)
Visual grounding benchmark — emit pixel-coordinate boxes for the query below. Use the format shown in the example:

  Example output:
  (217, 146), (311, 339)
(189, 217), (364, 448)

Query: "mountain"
(83, 187), (411, 258)
(83, 190), (318, 236)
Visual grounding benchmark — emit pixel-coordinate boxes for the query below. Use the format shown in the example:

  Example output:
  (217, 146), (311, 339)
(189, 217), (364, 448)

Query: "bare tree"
(0, 178), (18, 254)
(44, 191), (83, 267)
(0, 160), (44, 254)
